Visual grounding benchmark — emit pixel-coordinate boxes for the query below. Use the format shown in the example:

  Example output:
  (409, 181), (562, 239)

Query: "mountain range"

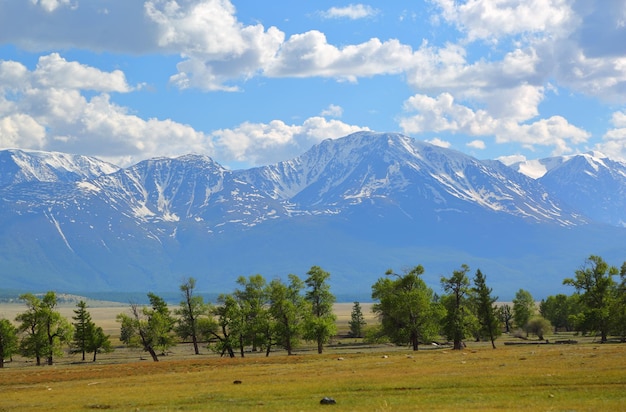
(2, 131), (625, 300)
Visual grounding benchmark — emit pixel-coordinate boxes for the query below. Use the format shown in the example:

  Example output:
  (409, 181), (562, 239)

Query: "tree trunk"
(93, 350), (97, 362)
(411, 331), (419, 351)
(147, 345), (159, 362)
(192, 334), (199, 355)
(317, 339), (323, 354)
(47, 356), (53, 365)
(36, 355), (41, 366)
(0, 356), (4, 368)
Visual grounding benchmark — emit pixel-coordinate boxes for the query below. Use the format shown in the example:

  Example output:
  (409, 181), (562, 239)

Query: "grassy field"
(1, 343), (625, 411)
(1, 303), (626, 411)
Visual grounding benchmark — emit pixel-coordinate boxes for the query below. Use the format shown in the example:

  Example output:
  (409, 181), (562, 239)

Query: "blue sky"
(1, 0), (625, 170)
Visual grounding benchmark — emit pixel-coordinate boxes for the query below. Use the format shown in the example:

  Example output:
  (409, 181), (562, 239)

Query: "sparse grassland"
(1, 303), (625, 411)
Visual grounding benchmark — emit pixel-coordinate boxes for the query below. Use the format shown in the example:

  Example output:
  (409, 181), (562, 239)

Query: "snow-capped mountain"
(241, 132), (583, 226)
(0, 149), (119, 186)
(1, 132), (625, 298)
(538, 152), (626, 227)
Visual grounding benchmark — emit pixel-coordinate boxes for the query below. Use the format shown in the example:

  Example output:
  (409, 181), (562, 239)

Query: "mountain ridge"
(1, 131), (625, 299)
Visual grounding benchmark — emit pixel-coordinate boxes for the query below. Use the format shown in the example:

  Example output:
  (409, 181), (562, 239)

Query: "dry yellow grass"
(1, 343), (625, 411)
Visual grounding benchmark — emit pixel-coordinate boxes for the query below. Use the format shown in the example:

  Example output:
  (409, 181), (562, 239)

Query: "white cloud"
(432, 0), (575, 42)
(265, 32), (414, 81)
(596, 110), (626, 161)
(0, 52), (373, 167)
(212, 117), (369, 166)
(320, 104), (343, 118)
(467, 139), (485, 150)
(145, 0), (285, 91)
(400, 92), (590, 155)
(425, 137), (451, 148)
(0, 54), (211, 165)
(320, 4), (378, 20)
(33, 53), (132, 92)
(496, 154), (527, 166)
(30, 0), (75, 13)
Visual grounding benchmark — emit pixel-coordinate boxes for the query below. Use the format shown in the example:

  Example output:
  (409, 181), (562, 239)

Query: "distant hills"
(2, 131), (625, 300)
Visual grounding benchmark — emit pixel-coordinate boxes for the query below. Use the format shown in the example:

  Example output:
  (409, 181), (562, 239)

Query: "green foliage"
(512, 289), (535, 333)
(15, 292), (72, 365)
(349, 302), (366, 338)
(303, 266), (337, 354)
(72, 300), (113, 362)
(0, 318), (18, 367)
(563, 255), (618, 342)
(268, 274), (308, 355)
(540, 294), (580, 332)
(234, 275), (272, 355)
(441, 264), (473, 350)
(471, 269), (501, 348)
(372, 266), (443, 351)
(117, 293), (176, 362)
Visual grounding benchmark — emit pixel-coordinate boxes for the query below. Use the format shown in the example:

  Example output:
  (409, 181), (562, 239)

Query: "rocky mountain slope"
(1, 132), (625, 299)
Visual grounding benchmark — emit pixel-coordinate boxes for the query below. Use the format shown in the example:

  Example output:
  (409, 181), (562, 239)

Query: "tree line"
(1, 255), (625, 366)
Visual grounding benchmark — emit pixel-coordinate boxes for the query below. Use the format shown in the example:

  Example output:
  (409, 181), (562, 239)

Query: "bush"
(362, 325), (390, 344)
(526, 316), (553, 340)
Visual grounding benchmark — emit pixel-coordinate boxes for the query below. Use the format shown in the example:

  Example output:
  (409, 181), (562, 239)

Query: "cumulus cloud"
(467, 140), (486, 150)
(596, 110), (626, 161)
(425, 137), (451, 148)
(320, 104), (343, 118)
(400, 92), (590, 155)
(2, 0), (626, 163)
(212, 117), (369, 166)
(265, 32), (415, 81)
(319, 4), (378, 20)
(432, 0), (575, 42)
(0, 54), (211, 165)
(0, 53), (371, 167)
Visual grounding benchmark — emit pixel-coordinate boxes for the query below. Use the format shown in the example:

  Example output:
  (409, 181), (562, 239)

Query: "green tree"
(175, 277), (207, 355)
(564, 255), (618, 343)
(86, 324), (112, 362)
(71, 300), (113, 362)
(268, 274), (307, 355)
(0, 318), (18, 368)
(72, 300), (93, 361)
(540, 294), (575, 332)
(512, 289), (535, 335)
(610, 262), (626, 340)
(472, 269), (500, 349)
(303, 266), (337, 354)
(16, 292), (71, 365)
(15, 293), (46, 365)
(441, 264), (473, 350)
(348, 302), (366, 338)
(210, 293), (243, 358)
(117, 293), (176, 362)
(372, 266), (443, 351)
(233, 275), (271, 354)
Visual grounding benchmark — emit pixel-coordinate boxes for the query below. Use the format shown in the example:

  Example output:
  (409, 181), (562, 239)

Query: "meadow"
(1, 303), (625, 411)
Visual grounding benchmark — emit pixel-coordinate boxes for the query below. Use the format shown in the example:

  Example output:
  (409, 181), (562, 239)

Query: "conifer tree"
(72, 300), (93, 361)
(472, 269), (500, 348)
(349, 302), (366, 338)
